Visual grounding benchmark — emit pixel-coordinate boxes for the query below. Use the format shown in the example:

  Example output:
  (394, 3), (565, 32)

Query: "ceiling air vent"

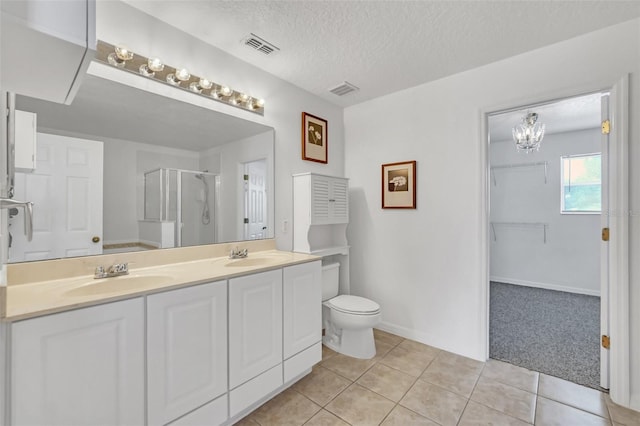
(243, 33), (280, 56)
(329, 81), (359, 96)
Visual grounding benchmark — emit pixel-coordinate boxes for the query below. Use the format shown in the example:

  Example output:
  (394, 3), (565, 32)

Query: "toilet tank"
(322, 262), (340, 301)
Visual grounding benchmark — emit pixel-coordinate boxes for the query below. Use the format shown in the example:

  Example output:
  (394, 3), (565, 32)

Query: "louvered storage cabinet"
(308, 174), (349, 225)
(293, 173), (349, 258)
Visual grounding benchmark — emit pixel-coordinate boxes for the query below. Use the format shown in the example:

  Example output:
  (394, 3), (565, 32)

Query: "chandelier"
(513, 112), (545, 153)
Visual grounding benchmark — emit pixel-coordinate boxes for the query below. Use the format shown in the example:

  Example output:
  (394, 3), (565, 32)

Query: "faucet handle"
(94, 266), (106, 279)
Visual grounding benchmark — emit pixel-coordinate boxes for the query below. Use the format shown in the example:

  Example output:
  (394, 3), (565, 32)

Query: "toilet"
(322, 262), (381, 359)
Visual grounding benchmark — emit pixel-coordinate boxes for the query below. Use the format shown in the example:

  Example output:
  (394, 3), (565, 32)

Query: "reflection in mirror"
(9, 74), (274, 263)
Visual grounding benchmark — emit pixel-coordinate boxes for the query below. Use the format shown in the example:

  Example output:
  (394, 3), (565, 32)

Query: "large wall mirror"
(9, 74), (274, 263)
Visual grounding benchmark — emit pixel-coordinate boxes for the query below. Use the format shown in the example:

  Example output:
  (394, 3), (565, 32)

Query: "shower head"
(195, 170), (209, 180)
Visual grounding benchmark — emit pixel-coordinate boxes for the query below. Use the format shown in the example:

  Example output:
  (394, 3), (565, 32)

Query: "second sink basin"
(65, 274), (175, 297)
(223, 252), (294, 267)
(225, 257), (272, 267)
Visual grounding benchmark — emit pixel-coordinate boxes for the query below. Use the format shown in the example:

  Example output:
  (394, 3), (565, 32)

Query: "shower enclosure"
(144, 168), (218, 247)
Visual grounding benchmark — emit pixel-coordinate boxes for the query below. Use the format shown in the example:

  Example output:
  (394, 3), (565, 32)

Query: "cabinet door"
(15, 110), (36, 171)
(147, 281), (228, 426)
(11, 298), (144, 426)
(1, 0), (95, 104)
(283, 261), (322, 359)
(310, 175), (331, 224)
(330, 177), (349, 223)
(229, 269), (282, 389)
(310, 175), (349, 225)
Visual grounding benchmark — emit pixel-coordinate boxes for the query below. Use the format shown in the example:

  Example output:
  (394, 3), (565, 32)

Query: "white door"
(10, 133), (103, 261)
(243, 159), (268, 240)
(229, 269), (282, 389)
(600, 94), (610, 389)
(11, 298), (145, 426)
(147, 281), (228, 426)
(283, 261), (322, 359)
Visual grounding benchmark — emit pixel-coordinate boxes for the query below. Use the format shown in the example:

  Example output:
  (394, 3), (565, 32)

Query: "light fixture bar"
(96, 40), (265, 116)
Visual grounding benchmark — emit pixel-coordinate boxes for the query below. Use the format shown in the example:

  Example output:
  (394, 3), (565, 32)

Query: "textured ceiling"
(489, 92), (604, 142)
(123, 1), (640, 107)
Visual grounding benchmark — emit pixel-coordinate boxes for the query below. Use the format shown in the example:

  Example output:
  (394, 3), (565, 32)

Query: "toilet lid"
(328, 295), (380, 314)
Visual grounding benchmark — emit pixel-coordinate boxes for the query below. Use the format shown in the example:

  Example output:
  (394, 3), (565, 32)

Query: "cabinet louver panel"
(311, 179), (330, 219)
(332, 180), (348, 219)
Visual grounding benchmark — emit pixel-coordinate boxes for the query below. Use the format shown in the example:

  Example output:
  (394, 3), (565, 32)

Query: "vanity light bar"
(96, 41), (265, 115)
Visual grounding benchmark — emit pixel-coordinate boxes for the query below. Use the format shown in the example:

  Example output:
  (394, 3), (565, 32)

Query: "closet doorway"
(487, 92), (609, 390)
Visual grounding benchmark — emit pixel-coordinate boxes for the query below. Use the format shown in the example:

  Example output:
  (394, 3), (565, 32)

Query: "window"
(561, 153), (601, 213)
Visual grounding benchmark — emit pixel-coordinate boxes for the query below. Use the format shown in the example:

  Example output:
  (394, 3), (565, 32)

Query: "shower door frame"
(144, 167), (218, 247)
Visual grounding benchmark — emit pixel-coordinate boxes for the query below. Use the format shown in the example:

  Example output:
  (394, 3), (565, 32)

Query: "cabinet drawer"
(284, 342), (321, 383)
(229, 364), (283, 417)
(168, 394), (227, 426)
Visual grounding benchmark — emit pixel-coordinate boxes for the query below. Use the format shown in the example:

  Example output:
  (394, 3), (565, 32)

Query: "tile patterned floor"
(235, 329), (640, 425)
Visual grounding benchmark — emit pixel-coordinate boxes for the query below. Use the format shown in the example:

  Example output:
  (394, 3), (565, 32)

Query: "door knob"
(92, 236), (100, 243)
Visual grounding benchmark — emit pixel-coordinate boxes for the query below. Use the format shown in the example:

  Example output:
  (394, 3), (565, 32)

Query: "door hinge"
(243, 174), (249, 181)
(243, 218), (249, 224)
(602, 335), (610, 349)
(602, 120), (610, 135)
(602, 227), (610, 242)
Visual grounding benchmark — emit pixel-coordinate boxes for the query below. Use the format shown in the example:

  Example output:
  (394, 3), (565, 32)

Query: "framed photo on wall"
(302, 112), (328, 163)
(382, 160), (416, 209)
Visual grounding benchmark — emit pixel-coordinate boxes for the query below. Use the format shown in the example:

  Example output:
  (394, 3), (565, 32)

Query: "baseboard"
(630, 393), (640, 411)
(375, 321), (484, 361)
(490, 276), (600, 297)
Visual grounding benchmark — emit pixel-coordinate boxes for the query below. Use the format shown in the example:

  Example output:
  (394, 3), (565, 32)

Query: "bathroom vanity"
(0, 240), (321, 426)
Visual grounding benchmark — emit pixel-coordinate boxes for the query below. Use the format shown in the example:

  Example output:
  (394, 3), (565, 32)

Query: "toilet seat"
(326, 295), (380, 315)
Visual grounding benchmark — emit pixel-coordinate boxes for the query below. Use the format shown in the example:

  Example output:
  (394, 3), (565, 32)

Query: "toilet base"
(323, 327), (376, 360)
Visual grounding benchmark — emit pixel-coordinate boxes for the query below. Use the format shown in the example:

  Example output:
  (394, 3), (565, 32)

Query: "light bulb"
(166, 68), (190, 86)
(148, 57), (164, 72)
(139, 57), (164, 77)
(220, 86), (232, 97)
(255, 98), (265, 108)
(175, 68), (190, 81)
(107, 45), (134, 68)
(189, 78), (212, 93)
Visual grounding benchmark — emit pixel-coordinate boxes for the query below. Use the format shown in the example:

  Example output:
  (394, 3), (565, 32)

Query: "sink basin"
(224, 252), (293, 267)
(65, 274), (174, 297)
(225, 257), (273, 267)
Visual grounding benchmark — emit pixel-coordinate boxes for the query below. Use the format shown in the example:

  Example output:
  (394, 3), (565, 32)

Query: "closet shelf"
(491, 161), (548, 185)
(490, 222), (548, 244)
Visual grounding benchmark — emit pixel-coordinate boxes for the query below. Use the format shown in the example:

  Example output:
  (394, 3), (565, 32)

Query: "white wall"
(344, 19), (639, 404)
(490, 128), (601, 296)
(97, 1), (345, 251)
(200, 131), (275, 243)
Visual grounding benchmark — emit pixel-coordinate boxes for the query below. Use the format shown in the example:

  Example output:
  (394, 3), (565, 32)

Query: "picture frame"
(302, 112), (328, 163)
(382, 160), (417, 209)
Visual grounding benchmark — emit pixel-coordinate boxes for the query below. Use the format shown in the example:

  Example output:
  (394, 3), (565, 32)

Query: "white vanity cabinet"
(3, 257), (322, 426)
(1, 0), (96, 104)
(10, 298), (145, 426)
(283, 262), (322, 381)
(147, 281), (228, 426)
(228, 269), (283, 416)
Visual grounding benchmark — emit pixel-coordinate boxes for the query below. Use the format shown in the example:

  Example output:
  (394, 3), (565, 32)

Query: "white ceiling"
(488, 92), (604, 142)
(123, 0), (640, 108)
(16, 75), (272, 151)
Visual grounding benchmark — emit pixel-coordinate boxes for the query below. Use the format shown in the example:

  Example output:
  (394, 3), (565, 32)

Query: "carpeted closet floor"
(489, 281), (601, 390)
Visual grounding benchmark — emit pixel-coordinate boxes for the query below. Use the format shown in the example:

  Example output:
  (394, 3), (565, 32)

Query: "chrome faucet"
(229, 247), (248, 259)
(94, 263), (129, 279)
